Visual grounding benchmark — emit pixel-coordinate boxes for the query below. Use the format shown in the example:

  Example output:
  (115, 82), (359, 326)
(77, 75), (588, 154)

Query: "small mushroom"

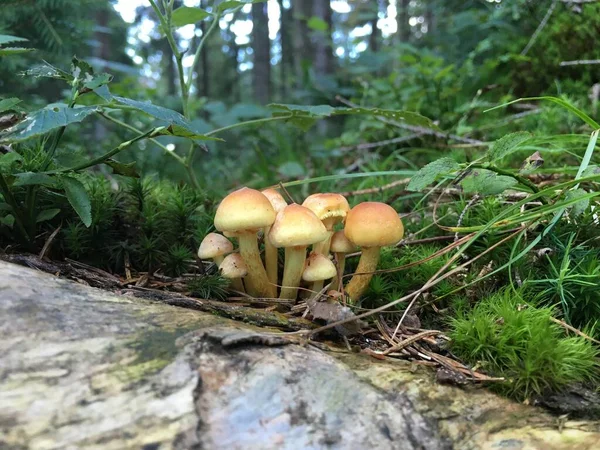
(219, 253), (247, 293)
(214, 187), (276, 298)
(302, 193), (350, 255)
(329, 230), (358, 291)
(268, 204), (329, 299)
(343, 202), (404, 302)
(198, 232), (233, 267)
(302, 251), (337, 299)
(261, 188), (288, 291)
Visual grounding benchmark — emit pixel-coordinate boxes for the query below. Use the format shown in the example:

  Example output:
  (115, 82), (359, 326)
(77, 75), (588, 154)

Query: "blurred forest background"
(2, 0), (599, 192)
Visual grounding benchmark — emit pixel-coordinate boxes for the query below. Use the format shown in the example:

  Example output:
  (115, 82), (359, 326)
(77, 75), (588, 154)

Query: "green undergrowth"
(449, 289), (599, 400)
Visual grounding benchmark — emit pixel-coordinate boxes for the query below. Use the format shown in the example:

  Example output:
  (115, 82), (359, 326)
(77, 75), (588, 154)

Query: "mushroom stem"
(214, 255), (226, 267)
(311, 280), (325, 299)
(231, 278), (245, 293)
(313, 230), (333, 256)
(345, 246), (380, 302)
(264, 225), (278, 290)
(280, 246), (306, 299)
(330, 252), (346, 291)
(238, 231), (275, 298)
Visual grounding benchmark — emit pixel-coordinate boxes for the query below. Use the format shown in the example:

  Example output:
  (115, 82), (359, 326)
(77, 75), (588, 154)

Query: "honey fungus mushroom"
(198, 232), (233, 267)
(219, 253), (247, 293)
(302, 193), (350, 256)
(344, 202), (404, 302)
(329, 230), (358, 291)
(268, 204), (328, 300)
(302, 251), (337, 299)
(261, 188), (288, 291)
(214, 187), (276, 298)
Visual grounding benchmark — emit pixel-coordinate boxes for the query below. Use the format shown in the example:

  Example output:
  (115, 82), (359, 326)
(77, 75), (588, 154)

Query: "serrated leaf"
(36, 208), (60, 223)
(104, 159), (139, 178)
(0, 104), (99, 143)
(565, 189), (589, 217)
(82, 72), (113, 91)
(460, 169), (517, 195)
(307, 16), (329, 31)
(407, 157), (460, 191)
(269, 103), (438, 131)
(489, 132), (531, 161)
(172, 6), (211, 27)
(62, 176), (91, 227)
(13, 172), (56, 187)
(112, 96), (222, 141)
(21, 62), (72, 81)
(0, 35), (28, 45)
(0, 98), (21, 113)
(0, 47), (34, 56)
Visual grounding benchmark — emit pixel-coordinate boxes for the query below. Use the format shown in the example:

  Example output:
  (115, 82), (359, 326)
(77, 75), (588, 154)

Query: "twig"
(339, 178), (411, 197)
(521, 0), (559, 56)
(39, 225), (61, 260)
(391, 293), (422, 340)
(560, 59), (600, 66)
(550, 317), (600, 345)
(455, 195), (480, 242)
(336, 135), (423, 153)
(381, 330), (441, 355)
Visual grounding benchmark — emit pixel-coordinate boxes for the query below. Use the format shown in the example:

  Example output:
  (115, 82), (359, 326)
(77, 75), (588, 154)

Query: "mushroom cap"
(214, 187), (276, 232)
(268, 204), (329, 248)
(344, 202), (404, 248)
(261, 188), (288, 214)
(302, 252), (337, 282)
(330, 230), (358, 253)
(219, 253), (248, 279)
(301, 193), (350, 224)
(198, 232), (233, 259)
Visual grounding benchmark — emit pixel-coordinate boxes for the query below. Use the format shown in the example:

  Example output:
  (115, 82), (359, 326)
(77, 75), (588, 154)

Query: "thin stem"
(205, 115), (297, 136)
(470, 163), (542, 195)
(99, 112), (186, 164)
(57, 127), (164, 173)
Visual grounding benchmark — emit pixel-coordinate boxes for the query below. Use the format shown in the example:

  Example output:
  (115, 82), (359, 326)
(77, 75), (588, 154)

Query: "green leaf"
(0, 214), (14, 228)
(489, 132), (531, 161)
(0, 47), (34, 56)
(217, 1), (266, 12)
(62, 176), (91, 227)
(13, 172), (56, 187)
(307, 17), (329, 31)
(0, 35), (27, 45)
(104, 159), (140, 178)
(171, 6), (211, 27)
(269, 103), (438, 131)
(460, 169), (517, 195)
(407, 157), (460, 191)
(565, 189), (589, 217)
(21, 63), (72, 82)
(82, 73), (113, 91)
(36, 208), (60, 223)
(0, 104), (99, 143)
(486, 96), (600, 130)
(112, 96), (222, 141)
(71, 57), (113, 94)
(0, 98), (21, 113)
(0, 152), (22, 170)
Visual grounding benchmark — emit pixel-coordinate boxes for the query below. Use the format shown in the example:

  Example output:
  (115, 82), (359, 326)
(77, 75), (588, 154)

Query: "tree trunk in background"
(294, 0), (314, 89)
(397, 0), (410, 43)
(278, 0), (293, 99)
(195, 0), (210, 100)
(425, 0), (435, 34)
(163, 39), (177, 96)
(368, 1), (381, 53)
(313, 0), (334, 77)
(252, 2), (271, 104)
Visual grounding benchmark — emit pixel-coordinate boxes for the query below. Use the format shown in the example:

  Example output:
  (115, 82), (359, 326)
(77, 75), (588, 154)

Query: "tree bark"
(278, 0), (293, 99)
(313, 0), (334, 77)
(293, 0), (314, 88)
(252, 2), (271, 104)
(397, 0), (411, 43)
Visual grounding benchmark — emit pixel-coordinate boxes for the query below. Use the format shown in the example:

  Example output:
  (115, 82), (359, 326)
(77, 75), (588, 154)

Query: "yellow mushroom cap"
(268, 204), (329, 248)
(261, 188), (288, 213)
(302, 252), (337, 282)
(344, 202), (404, 248)
(330, 230), (358, 253)
(302, 193), (350, 224)
(214, 187), (276, 232)
(198, 233), (233, 259)
(219, 253), (248, 279)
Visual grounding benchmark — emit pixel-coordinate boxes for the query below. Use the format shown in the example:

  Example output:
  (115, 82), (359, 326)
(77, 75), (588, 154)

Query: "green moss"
(449, 288), (599, 401)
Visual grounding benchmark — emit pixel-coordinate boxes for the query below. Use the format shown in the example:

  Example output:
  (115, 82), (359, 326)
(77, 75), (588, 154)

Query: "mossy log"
(1, 261), (598, 449)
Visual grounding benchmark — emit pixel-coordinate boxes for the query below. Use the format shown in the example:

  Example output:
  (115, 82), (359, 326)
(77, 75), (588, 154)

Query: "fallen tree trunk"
(1, 261), (598, 449)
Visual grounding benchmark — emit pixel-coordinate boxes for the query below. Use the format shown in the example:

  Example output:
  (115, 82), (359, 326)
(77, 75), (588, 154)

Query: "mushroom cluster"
(198, 187), (404, 303)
